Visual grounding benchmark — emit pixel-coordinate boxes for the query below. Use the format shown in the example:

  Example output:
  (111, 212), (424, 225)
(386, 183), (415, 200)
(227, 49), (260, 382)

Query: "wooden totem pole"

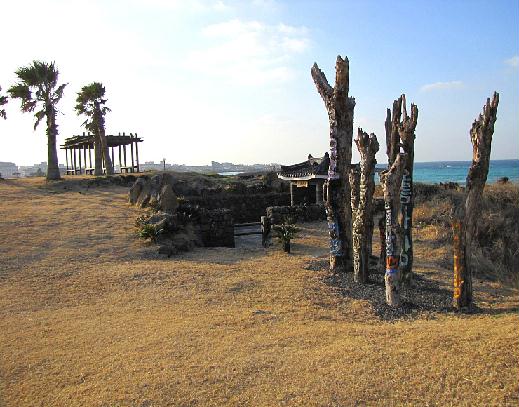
(379, 99), (403, 271)
(382, 95), (418, 286)
(453, 92), (499, 309)
(380, 153), (406, 306)
(350, 165), (360, 221)
(397, 95), (418, 285)
(353, 129), (379, 283)
(311, 56), (355, 272)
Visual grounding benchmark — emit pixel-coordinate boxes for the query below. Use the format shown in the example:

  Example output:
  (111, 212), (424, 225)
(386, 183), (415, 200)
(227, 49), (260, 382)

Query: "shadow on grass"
(306, 257), (518, 321)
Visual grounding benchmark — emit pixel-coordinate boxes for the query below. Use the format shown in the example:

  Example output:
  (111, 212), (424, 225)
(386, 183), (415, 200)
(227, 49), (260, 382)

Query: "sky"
(1, 0), (518, 166)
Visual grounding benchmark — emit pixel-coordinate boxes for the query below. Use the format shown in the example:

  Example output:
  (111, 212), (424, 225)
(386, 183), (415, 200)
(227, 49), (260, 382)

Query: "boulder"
(129, 173), (178, 213)
(160, 184), (179, 213)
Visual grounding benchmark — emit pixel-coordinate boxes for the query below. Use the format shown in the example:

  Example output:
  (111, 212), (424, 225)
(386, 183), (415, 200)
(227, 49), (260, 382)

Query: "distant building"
(0, 162), (19, 178)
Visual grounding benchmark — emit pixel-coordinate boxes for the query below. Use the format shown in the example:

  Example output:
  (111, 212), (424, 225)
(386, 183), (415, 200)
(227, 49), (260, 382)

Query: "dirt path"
(0, 178), (518, 406)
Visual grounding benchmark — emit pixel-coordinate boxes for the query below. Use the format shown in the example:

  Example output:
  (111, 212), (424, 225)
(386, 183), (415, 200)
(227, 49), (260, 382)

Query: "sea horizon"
(375, 158), (519, 184)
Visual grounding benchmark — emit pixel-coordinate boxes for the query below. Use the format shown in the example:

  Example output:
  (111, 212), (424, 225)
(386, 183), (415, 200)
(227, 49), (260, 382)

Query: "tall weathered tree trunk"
(378, 216), (386, 272)
(353, 129), (379, 283)
(452, 217), (470, 308)
(453, 92), (499, 309)
(380, 153), (406, 306)
(311, 56), (355, 272)
(379, 97), (402, 273)
(397, 95), (418, 285)
(45, 105), (61, 180)
(385, 98), (402, 167)
(350, 165), (360, 221)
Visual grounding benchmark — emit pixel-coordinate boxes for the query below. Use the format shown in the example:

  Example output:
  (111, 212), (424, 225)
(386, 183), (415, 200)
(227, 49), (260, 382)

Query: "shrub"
(137, 223), (163, 242)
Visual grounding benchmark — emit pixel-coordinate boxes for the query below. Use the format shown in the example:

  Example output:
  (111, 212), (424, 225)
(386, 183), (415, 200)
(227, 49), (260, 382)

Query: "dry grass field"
(0, 177), (518, 406)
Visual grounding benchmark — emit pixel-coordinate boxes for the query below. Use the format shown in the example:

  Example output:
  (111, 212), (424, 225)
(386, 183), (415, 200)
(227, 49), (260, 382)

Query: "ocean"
(376, 159), (519, 185)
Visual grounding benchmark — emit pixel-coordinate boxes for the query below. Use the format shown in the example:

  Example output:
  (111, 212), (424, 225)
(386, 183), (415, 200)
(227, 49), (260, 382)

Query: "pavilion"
(277, 154), (330, 206)
(61, 132), (143, 175)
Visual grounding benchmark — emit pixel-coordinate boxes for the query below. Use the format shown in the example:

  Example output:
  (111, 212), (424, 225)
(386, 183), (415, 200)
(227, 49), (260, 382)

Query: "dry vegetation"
(0, 177), (518, 406)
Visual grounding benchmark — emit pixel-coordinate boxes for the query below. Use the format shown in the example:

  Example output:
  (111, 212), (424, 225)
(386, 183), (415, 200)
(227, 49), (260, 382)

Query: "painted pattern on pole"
(400, 171), (413, 269)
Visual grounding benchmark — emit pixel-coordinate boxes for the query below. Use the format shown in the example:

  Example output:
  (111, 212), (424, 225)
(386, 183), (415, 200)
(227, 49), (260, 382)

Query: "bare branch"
(311, 62), (333, 105)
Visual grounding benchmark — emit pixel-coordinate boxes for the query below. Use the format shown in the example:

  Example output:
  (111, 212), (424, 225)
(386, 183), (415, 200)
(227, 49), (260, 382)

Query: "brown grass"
(0, 177), (518, 406)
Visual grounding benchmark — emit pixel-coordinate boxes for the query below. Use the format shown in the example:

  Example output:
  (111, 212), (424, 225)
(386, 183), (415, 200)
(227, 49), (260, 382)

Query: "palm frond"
(8, 84), (32, 101)
(33, 109), (46, 130)
(52, 83), (67, 104)
(0, 88), (7, 119)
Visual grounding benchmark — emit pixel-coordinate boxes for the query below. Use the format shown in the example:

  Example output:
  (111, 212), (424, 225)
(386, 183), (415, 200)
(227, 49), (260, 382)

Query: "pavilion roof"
(278, 154), (330, 179)
(61, 133), (142, 149)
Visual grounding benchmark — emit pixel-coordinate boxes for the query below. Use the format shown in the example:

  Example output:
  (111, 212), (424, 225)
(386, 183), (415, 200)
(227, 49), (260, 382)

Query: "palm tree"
(75, 82), (113, 175)
(0, 86), (7, 119)
(8, 61), (66, 180)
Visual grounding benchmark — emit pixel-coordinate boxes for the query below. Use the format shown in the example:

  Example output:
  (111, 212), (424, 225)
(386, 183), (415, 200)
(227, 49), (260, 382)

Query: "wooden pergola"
(61, 132), (142, 175)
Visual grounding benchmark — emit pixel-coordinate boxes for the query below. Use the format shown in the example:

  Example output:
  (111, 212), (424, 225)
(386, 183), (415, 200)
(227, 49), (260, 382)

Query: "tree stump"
(380, 153), (406, 306)
(353, 128), (379, 283)
(311, 56), (355, 272)
(453, 92), (499, 309)
(397, 95), (418, 285)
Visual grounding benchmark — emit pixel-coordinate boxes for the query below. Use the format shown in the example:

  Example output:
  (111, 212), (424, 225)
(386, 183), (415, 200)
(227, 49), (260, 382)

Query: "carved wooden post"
(311, 56), (355, 272)
(380, 153), (406, 306)
(398, 95), (418, 285)
(385, 98), (402, 167)
(379, 97), (401, 272)
(453, 92), (499, 309)
(353, 129), (379, 283)
(350, 165), (360, 221)
(452, 218), (469, 308)
(378, 216), (386, 272)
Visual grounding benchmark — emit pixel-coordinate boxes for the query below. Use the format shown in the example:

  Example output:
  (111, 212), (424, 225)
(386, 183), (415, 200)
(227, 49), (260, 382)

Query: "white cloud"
(420, 81), (464, 92)
(504, 55), (519, 68)
(130, 0), (232, 12)
(187, 19), (310, 86)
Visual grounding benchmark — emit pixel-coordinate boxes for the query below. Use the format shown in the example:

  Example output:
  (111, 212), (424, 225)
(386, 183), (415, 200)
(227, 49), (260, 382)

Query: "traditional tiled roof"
(278, 154), (329, 179)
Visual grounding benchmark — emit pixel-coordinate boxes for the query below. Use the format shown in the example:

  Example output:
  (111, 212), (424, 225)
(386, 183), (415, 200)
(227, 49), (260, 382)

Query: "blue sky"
(1, 0), (517, 166)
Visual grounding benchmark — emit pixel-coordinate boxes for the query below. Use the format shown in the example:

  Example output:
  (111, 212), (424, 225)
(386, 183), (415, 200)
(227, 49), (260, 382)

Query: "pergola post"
(111, 147), (115, 172)
(78, 145), (82, 174)
(130, 133), (135, 172)
(73, 147), (77, 174)
(316, 182), (323, 203)
(134, 133), (140, 172)
(118, 145), (122, 173)
(65, 148), (69, 172)
(83, 146), (87, 173)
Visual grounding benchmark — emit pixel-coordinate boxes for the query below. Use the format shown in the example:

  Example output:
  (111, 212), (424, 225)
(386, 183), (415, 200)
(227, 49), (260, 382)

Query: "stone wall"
(177, 203), (235, 248)
(266, 204), (326, 225)
(187, 193), (290, 223)
(128, 172), (290, 222)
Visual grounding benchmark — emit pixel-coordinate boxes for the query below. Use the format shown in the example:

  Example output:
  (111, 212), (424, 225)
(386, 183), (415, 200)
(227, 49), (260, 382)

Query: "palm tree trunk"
(94, 135), (103, 176)
(98, 124), (113, 175)
(45, 106), (61, 180)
